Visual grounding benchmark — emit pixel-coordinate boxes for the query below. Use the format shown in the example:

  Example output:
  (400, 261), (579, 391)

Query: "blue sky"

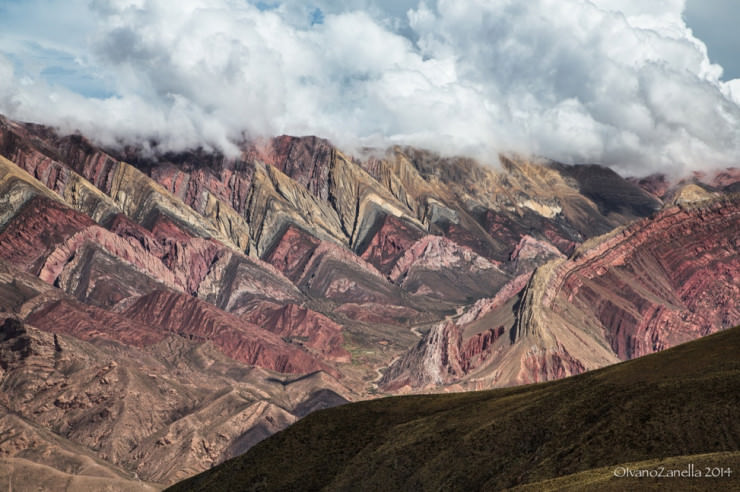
(0, 0), (738, 175)
(684, 0), (740, 80)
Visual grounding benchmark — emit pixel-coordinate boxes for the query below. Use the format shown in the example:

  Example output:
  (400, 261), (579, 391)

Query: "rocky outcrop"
(384, 197), (740, 389)
(531, 200), (740, 357)
(122, 290), (329, 375)
(2, 134), (122, 223)
(0, 118), (249, 252)
(262, 222), (407, 306)
(0, 195), (94, 274)
(509, 234), (566, 273)
(0, 154), (66, 228)
(357, 214), (426, 274)
(254, 135), (334, 201)
(242, 301), (350, 362)
(389, 235), (510, 302)
(381, 274), (531, 389)
(26, 299), (166, 347)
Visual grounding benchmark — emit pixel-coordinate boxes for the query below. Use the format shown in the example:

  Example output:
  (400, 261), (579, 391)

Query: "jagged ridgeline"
(0, 114), (738, 488)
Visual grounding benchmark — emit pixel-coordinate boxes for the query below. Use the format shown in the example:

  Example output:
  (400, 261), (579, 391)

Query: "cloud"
(0, 0), (738, 176)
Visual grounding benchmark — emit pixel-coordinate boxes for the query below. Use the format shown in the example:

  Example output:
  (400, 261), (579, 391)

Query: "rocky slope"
(0, 113), (738, 488)
(169, 325), (740, 492)
(0, 310), (350, 487)
(382, 196), (740, 390)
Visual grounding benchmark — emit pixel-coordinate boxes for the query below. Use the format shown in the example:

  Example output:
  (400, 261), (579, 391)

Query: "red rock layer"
(519, 344), (587, 384)
(243, 301), (350, 362)
(0, 196), (94, 273)
(151, 163), (255, 216)
(541, 200), (740, 359)
(26, 299), (165, 347)
(123, 290), (329, 375)
(358, 214), (425, 274)
(262, 224), (322, 282)
(252, 136), (333, 201)
(0, 196), (184, 293)
(459, 325), (507, 373)
(480, 208), (577, 258)
(381, 274), (531, 389)
(261, 222), (403, 308)
(389, 235), (502, 284)
(386, 235), (510, 303)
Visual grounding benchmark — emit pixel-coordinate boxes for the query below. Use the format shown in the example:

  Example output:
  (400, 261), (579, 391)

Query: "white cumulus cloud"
(0, 0), (738, 176)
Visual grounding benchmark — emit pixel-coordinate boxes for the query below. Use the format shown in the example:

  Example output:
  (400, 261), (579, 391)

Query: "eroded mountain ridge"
(0, 115), (737, 488)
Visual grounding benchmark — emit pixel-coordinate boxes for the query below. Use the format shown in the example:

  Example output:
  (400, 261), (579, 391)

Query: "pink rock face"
(544, 201), (740, 359)
(263, 224), (322, 282)
(147, 215), (233, 296)
(123, 290), (332, 375)
(27, 299), (165, 347)
(510, 235), (564, 262)
(266, 224), (385, 284)
(37, 224), (181, 291)
(708, 168), (740, 189)
(0, 198), (185, 294)
(242, 301), (350, 363)
(390, 235), (501, 284)
(7, 147), (72, 197)
(385, 234), (512, 303)
(459, 325), (507, 373)
(481, 209), (577, 258)
(437, 222), (501, 261)
(359, 214), (425, 274)
(108, 214), (168, 258)
(262, 223), (402, 306)
(381, 274), (531, 389)
(0, 196), (95, 274)
(509, 235), (566, 274)
(251, 135), (333, 200)
(381, 319), (508, 390)
(518, 345), (586, 385)
(151, 163), (255, 215)
(111, 213), (249, 299)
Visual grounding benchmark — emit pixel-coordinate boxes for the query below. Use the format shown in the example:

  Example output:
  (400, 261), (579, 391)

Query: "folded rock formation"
(0, 114), (737, 488)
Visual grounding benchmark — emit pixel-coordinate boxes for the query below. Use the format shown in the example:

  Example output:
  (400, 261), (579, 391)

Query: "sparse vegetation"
(169, 326), (740, 491)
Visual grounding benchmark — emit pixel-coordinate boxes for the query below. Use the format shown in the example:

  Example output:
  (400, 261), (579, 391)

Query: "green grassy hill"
(169, 326), (740, 491)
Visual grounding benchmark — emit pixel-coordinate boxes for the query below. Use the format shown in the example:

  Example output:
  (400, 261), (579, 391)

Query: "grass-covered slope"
(170, 326), (740, 491)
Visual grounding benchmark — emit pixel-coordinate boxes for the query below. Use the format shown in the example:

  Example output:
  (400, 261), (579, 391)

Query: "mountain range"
(0, 113), (737, 489)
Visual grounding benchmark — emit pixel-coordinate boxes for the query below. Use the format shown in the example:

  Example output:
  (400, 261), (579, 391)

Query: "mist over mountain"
(1, 0), (739, 175)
